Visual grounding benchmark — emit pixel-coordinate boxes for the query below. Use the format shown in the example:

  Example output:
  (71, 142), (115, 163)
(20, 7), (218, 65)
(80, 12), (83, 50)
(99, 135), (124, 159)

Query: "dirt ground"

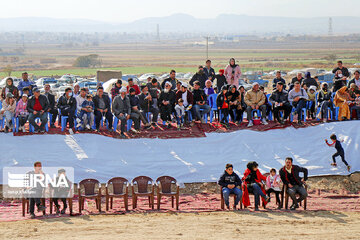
(1, 211), (359, 240)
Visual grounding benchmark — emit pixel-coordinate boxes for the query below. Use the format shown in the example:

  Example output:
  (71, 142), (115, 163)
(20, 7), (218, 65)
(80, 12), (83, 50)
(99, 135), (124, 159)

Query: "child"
(175, 98), (185, 130)
(307, 86), (316, 119)
(15, 94), (29, 132)
(266, 168), (282, 209)
(79, 94), (94, 130)
(351, 90), (360, 119)
(325, 134), (351, 171)
(216, 86), (230, 128)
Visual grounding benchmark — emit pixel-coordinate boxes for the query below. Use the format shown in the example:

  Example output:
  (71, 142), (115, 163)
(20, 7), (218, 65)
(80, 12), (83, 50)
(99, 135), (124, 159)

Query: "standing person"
(112, 87), (131, 138)
(138, 85), (159, 125)
(242, 161), (270, 211)
(189, 66), (207, 89)
(28, 161), (46, 219)
(317, 83), (335, 122)
(27, 88), (49, 133)
(158, 82), (176, 128)
(203, 59), (215, 80)
(273, 71), (286, 89)
(244, 82), (268, 127)
(93, 86), (113, 132)
(161, 70), (177, 90)
(266, 168), (282, 209)
(215, 69), (227, 92)
(44, 84), (57, 128)
(0, 93), (16, 133)
(111, 79), (122, 100)
(17, 72), (36, 95)
(288, 81), (309, 125)
(79, 95), (95, 130)
(216, 86), (230, 128)
(302, 72), (318, 89)
(175, 98), (185, 130)
(325, 134), (351, 171)
(1, 77), (19, 100)
(192, 81), (211, 123)
(334, 86), (351, 121)
(307, 86), (317, 119)
(270, 82), (292, 124)
(279, 157), (308, 210)
(126, 78), (141, 95)
(332, 61), (349, 92)
(218, 163), (243, 210)
(128, 87), (150, 130)
(347, 70), (360, 89)
(57, 87), (77, 133)
(225, 58), (241, 88)
(15, 94), (29, 132)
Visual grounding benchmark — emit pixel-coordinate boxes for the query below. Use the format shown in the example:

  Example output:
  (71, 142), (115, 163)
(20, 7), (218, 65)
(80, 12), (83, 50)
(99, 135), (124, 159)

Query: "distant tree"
(324, 54), (338, 62)
(73, 54), (101, 68)
(3, 65), (13, 76)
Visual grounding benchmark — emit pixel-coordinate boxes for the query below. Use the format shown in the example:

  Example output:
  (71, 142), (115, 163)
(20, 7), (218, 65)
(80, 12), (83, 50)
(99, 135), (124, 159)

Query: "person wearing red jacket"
(242, 161), (270, 211)
(126, 78), (141, 95)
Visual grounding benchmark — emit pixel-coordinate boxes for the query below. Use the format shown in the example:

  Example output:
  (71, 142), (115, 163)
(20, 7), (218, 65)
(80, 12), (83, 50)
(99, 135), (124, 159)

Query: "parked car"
(138, 73), (157, 83)
(77, 80), (98, 95)
(35, 77), (57, 87)
(57, 74), (77, 84)
(239, 79), (252, 91)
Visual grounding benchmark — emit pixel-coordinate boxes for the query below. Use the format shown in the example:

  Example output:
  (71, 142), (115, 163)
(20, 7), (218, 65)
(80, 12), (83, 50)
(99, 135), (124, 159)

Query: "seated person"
(52, 168), (72, 214)
(15, 94), (29, 132)
(302, 72), (318, 89)
(175, 82), (193, 124)
(22, 87), (31, 97)
(279, 157), (308, 210)
(27, 88), (49, 133)
(352, 90), (360, 119)
(288, 81), (309, 125)
(242, 161), (270, 211)
(76, 88), (94, 130)
(334, 86), (351, 121)
(79, 94), (95, 130)
(93, 87), (113, 132)
(129, 87), (150, 130)
(215, 69), (227, 92)
(226, 85), (243, 124)
(317, 83), (334, 122)
(218, 163), (242, 210)
(204, 80), (215, 96)
(270, 82), (292, 124)
(158, 82), (176, 128)
(266, 168), (282, 209)
(190, 66), (207, 89)
(290, 72), (304, 90)
(244, 82), (268, 127)
(138, 85), (159, 125)
(216, 86), (230, 128)
(44, 84), (58, 128)
(111, 79), (122, 100)
(273, 70), (286, 89)
(175, 98), (185, 130)
(126, 78), (141, 95)
(1, 77), (19, 100)
(0, 93), (16, 133)
(259, 86), (271, 119)
(192, 81), (211, 123)
(307, 86), (317, 119)
(57, 87), (77, 132)
(112, 87), (132, 137)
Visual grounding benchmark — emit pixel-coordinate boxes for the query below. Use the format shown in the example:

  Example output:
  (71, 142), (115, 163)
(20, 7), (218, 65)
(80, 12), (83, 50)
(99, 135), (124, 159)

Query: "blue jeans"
(193, 104), (211, 120)
(248, 183), (266, 207)
(293, 99), (306, 120)
(222, 187), (243, 207)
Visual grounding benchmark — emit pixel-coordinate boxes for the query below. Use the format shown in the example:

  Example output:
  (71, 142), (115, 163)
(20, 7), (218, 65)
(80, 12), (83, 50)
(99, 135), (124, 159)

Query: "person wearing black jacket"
(269, 82), (292, 124)
(216, 86), (230, 127)
(215, 69), (227, 92)
(158, 82), (176, 128)
(189, 66), (207, 89)
(279, 157), (308, 210)
(129, 88), (150, 129)
(44, 84), (57, 128)
(290, 73), (304, 90)
(27, 88), (49, 133)
(317, 83), (335, 122)
(332, 61), (350, 92)
(57, 88), (77, 130)
(138, 85), (159, 124)
(203, 60), (215, 80)
(273, 71), (286, 89)
(93, 87), (113, 131)
(347, 70), (360, 88)
(302, 72), (318, 89)
(192, 81), (211, 123)
(161, 70), (177, 90)
(218, 163), (242, 210)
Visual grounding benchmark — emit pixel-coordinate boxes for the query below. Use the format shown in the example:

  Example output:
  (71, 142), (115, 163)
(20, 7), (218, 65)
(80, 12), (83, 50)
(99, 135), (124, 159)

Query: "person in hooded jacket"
(270, 82), (292, 124)
(242, 161), (270, 211)
(218, 163), (242, 210)
(216, 85), (230, 128)
(226, 85), (243, 124)
(302, 72), (318, 89)
(1, 77), (19, 100)
(317, 82), (334, 122)
(189, 65), (207, 89)
(215, 69), (227, 92)
(57, 87), (77, 130)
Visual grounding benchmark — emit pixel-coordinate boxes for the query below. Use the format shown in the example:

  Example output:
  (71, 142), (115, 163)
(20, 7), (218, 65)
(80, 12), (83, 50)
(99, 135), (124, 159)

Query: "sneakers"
(261, 119), (268, 125)
(50, 124), (56, 128)
(247, 120), (253, 127)
(34, 129), (40, 133)
(120, 133), (126, 138)
(347, 165), (351, 172)
(290, 203), (299, 210)
(331, 163), (337, 167)
(69, 128), (74, 135)
(30, 213), (36, 219)
(86, 124), (91, 130)
(4, 126), (9, 133)
(76, 122), (82, 128)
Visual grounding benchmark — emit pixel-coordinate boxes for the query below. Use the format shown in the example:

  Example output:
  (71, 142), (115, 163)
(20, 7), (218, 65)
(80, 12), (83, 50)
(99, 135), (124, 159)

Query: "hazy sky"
(3, 0), (359, 22)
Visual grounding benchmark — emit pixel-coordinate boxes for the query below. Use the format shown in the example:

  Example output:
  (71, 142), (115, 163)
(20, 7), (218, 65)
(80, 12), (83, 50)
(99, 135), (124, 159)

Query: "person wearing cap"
(273, 70), (286, 89)
(270, 82), (292, 125)
(288, 81), (309, 125)
(17, 72), (37, 95)
(244, 82), (268, 127)
(192, 80), (211, 123)
(129, 87), (151, 130)
(138, 85), (159, 125)
(158, 81), (176, 128)
(203, 60), (215, 80)
(94, 86), (113, 132)
(111, 79), (122, 100)
(15, 93), (30, 132)
(215, 69), (227, 93)
(44, 84), (58, 128)
(225, 58), (241, 89)
(161, 70), (177, 90)
(57, 87), (77, 132)
(126, 78), (140, 95)
(175, 82), (193, 125)
(27, 88), (49, 133)
(0, 92), (16, 132)
(112, 86), (131, 137)
(302, 72), (318, 89)
(189, 65), (207, 89)
(1, 77), (19, 100)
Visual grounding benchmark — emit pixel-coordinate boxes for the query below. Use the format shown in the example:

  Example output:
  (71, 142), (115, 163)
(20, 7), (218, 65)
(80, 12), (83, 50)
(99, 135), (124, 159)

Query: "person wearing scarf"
(334, 86), (351, 121)
(1, 77), (19, 100)
(225, 58), (241, 89)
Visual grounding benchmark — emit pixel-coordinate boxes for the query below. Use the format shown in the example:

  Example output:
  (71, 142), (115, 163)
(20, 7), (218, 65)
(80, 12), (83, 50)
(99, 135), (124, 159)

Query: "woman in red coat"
(242, 161), (270, 211)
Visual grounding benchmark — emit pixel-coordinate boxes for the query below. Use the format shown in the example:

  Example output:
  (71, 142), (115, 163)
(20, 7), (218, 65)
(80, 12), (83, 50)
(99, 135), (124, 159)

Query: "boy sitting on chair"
(218, 164), (242, 210)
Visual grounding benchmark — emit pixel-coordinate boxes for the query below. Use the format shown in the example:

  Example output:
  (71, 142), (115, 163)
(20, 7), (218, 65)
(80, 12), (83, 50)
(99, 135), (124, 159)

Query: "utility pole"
(205, 36), (209, 60)
(156, 24), (160, 42)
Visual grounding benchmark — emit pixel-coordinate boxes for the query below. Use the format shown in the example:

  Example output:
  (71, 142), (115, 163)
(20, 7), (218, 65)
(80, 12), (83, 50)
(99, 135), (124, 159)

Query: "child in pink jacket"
(266, 168), (282, 209)
(15, 94), (29, 132)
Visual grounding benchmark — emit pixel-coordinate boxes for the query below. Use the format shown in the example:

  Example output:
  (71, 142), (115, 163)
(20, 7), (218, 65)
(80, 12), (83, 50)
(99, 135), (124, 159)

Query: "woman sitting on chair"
(334, 86), (351, 121)
(0, 93), (16, 133)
